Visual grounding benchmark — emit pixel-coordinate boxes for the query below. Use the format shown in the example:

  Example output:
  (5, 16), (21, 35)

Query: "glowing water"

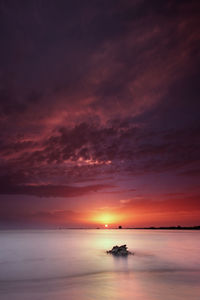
(0, 229), (200, 299)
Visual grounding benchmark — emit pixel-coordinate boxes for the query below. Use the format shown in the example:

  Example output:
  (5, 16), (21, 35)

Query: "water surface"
(0, 229), (199, 299)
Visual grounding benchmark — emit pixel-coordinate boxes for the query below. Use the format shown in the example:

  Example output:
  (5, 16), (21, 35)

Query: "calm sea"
(0, 229), (200, 299)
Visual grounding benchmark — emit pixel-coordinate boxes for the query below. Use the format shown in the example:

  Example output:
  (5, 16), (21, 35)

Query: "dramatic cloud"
(0, 0), (199, 227)
(0, 180), (112, 197)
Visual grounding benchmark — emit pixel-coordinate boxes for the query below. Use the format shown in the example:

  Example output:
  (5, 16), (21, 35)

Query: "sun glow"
(90, 211), (124, 227)
(94, 213), (116, 225)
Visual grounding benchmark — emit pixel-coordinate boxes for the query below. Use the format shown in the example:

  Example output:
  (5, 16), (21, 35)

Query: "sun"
(105, 224), (108, 228)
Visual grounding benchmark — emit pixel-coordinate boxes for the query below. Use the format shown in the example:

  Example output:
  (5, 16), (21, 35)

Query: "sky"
(0, 0), (200, 228)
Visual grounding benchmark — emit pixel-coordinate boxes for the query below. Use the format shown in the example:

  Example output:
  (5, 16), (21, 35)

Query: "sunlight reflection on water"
(0, 229), (200, 299)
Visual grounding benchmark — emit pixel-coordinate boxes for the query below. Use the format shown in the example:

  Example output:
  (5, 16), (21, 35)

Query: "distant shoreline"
(0, 226), (200, 230)
(58, 226), (200, 230)
(125, 226), (200, 230)
(65, 226), (200, 230)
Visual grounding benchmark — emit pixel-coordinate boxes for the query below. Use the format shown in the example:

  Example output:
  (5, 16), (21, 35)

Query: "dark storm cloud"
(46, 123), (199, 169)
(0, 0), (199, 226)
(0, 0), (199, 124)
(0, 172), (112, 197)
(180, 168), (200, 177)
(1, 120), (199, 188)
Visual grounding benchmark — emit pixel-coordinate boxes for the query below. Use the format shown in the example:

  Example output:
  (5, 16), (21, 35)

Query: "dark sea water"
(0, 229), (200, 299)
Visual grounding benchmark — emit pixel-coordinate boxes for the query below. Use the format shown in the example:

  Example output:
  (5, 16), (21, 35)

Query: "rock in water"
(107, 244), (132, 256)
